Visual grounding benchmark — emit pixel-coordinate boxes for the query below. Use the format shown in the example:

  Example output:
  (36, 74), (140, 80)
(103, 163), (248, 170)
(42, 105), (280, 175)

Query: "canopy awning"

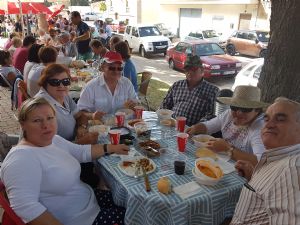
(48, 4), (65, 19)
(6, 2), (52, 15)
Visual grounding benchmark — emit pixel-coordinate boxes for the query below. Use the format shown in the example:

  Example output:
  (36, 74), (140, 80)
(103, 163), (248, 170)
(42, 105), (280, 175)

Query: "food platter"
(127, 119), (144, 129)
(118, 156), (156, 177)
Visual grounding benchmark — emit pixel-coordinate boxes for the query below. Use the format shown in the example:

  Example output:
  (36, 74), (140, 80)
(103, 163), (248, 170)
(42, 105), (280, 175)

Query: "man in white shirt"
(231, 97), (300, 225)
(78, 51), (138, 119)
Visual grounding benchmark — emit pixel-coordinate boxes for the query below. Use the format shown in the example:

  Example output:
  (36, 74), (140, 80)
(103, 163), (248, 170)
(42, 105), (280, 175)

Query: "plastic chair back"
(0, 72), (13, 90)
(138, 71), (152, 96)
(0, 181), (26, 225)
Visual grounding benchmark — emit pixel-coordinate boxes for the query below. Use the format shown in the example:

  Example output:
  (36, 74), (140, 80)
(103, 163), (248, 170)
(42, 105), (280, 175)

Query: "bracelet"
(103, 144), (110, 156)
(227, 146), (234, 158)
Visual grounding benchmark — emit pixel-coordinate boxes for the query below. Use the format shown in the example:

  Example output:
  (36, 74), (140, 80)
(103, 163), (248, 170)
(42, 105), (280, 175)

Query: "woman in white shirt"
(1, 97), (128, 225)
(187, 85), (268, 165)
(23, 44), (43, 82)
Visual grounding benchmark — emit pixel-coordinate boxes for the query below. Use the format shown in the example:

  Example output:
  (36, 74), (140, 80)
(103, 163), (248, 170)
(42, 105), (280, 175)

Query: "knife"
(142, 167), (151, 192)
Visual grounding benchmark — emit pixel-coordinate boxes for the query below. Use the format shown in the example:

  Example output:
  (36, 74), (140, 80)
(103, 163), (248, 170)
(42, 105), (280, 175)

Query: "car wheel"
(140, 46), (147, 58)
(163, 51), (167, 56)
(86, 17), (89, 21)
(169, 59), (175, 70)
(259, 49), (267, 58)
(226, 44), (236, 56)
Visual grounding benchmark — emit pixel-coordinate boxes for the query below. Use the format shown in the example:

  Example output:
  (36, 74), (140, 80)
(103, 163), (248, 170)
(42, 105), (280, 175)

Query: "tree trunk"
(258, 0), (300, 103)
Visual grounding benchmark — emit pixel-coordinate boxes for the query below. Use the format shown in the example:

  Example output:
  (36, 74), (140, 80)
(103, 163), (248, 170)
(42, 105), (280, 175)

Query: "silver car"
(184, 29), (226, 48)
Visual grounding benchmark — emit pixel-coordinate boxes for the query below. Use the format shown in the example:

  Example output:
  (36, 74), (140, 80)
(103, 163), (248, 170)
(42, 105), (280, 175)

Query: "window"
(195, 43), (224, 56)
(253, 65), (262, 79)
(138, 26), (161, 37)
(237, 32), (248, 39)
(175, 43), (187, 53)
(132, 27), (138, 37)
(248, 33), (257, 41)
(125, 26), (131, 34)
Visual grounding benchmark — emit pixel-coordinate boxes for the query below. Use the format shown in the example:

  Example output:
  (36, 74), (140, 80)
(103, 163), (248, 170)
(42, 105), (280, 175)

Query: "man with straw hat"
(161, 54), (219, 126)
(231, 97), (300, 224)
(187, 85), (268, 165)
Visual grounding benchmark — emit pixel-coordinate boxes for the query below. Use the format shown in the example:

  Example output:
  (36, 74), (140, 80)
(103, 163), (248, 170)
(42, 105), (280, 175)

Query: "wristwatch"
(103, 144), (110, 156)
(227, 146), (234, 158)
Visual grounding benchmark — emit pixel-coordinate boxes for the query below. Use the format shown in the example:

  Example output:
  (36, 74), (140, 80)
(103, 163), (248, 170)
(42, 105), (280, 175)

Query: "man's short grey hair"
(274, 97), (300, 121)
(59, 32), (70, 38)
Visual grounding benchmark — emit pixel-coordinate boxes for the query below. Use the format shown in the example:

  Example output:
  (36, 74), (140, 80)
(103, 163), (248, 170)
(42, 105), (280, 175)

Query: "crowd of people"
(0, 10), (299, 225)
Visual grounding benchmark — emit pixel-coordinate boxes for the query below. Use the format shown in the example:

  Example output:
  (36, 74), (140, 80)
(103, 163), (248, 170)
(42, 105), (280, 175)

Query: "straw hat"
(217, 85), (269, 108)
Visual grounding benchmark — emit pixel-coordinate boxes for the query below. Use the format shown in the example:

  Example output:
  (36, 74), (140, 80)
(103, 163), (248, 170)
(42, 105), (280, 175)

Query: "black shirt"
(76, 21), (91, 54)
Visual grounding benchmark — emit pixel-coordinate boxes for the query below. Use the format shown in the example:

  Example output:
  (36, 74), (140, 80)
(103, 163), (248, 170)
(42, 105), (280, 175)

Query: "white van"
(123, 25), (171, 57)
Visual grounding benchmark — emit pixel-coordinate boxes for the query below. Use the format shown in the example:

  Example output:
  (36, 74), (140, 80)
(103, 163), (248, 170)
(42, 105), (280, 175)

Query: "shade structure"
(6, 2), (52, 15)
(49, 4), (65, 19)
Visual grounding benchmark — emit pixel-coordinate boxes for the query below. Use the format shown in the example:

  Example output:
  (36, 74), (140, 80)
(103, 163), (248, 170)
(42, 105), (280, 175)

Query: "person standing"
(70, 11), (92, 61)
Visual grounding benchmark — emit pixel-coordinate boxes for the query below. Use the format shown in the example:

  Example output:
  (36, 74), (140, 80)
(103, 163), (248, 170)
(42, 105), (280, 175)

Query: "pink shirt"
(13, 47), (29, 74)
(4, 39), (12, 50)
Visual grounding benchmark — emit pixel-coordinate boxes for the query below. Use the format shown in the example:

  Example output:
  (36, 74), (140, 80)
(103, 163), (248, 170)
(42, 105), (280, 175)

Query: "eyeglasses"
(47, 78), (71, 87)
(108, 66), (123, 71)
(230, 106), (254, 113)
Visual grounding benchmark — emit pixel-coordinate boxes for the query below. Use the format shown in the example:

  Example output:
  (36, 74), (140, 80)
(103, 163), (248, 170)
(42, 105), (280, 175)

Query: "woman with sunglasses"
(35, 64), (97, 144)
(1, 97), (128, 225)
(187, 85), (268, 166)
(78, 51), (138, 117)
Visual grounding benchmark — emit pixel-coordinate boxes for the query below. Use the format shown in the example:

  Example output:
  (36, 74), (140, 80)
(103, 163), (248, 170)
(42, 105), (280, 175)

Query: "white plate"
(118, 156), (156, 177)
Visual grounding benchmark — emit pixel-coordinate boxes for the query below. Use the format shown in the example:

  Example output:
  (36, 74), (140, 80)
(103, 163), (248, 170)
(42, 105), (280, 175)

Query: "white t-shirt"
(27, 64), (45, 97)
(1, 135), (99, 225)
(78, 75), (138, 114)
(23, 61), (37, 82)
(203, 109), (265, 159)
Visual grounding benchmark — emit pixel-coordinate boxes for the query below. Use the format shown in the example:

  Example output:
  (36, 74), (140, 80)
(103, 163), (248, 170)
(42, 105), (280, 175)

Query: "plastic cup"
(176, 117), (186, 132)
(109, 130), (121, 145)
(174, 153), (187, 175)
(115, 112), (126, 127)
(134, 106), (144, 119)
(177, 133), (189, 152)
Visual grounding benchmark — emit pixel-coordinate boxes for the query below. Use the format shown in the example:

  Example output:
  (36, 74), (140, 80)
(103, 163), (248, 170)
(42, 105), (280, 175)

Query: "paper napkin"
(173, 181), (202, 199)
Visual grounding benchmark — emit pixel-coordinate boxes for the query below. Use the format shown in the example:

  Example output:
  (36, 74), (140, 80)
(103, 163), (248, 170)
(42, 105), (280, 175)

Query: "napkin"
(173, 181), (202, 199)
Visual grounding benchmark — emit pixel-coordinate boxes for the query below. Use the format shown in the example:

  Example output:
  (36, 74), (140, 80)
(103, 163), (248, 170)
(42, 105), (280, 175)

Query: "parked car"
(232, 58), (264, 90)
(166, 40), (242, 78)
(123, 25), (171, 57)
(226, 30), (269, 57)
(82, 12), (101, 21)
(154, 23), (176, 40)
(184, 29), (226, 48)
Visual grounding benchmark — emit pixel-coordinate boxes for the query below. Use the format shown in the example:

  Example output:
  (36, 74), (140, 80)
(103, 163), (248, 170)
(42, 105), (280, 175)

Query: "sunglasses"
(230, 106), (254, 113)
(47, 78), (71, 87)
(108, 66), (123, 71)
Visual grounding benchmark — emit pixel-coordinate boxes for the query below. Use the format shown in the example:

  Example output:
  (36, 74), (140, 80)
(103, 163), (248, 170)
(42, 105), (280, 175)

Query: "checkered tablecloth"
(97, 112), (245, 225)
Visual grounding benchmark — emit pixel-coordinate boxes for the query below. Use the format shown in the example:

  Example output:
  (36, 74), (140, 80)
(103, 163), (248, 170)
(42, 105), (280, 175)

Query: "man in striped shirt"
(231, 97), (300, 225)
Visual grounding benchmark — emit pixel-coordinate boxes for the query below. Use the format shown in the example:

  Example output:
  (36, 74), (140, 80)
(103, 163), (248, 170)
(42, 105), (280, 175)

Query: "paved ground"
(0, 38), (20, 135)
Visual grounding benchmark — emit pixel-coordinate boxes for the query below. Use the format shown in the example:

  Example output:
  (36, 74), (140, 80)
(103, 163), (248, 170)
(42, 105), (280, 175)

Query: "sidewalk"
(0, 86), (20, 135)
(0, 37), (20, 135)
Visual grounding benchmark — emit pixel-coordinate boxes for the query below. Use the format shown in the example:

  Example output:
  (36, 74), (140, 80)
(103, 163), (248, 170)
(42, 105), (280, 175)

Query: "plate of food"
(192, 134), (215, 148)
(127, 119), (144, 129)
(118, 156), (156, 177)
(137, 139), (168, 157)
(195, 147), (230, 162)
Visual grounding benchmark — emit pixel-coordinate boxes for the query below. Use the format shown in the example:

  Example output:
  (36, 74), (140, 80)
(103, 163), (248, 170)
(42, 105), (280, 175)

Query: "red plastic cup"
(109, 130), (121, 145)
(176, 117), (187, 132)
(115, 112), (126, 127)
(134, 106), (144, 119)
(177, 133), (189, 152)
